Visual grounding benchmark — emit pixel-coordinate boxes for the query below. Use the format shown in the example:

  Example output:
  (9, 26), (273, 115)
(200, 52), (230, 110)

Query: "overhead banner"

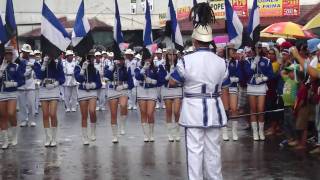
(177, 6), (191, 20)
(258, 0), (282, 17)
(232, 0), (248, 17)
(283, 0), (300, 16)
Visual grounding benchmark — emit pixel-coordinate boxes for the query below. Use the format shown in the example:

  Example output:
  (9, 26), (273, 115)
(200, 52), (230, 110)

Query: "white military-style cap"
(34, 50), (41, 55)
(109, 52), (114, 57)
(95, 51), (102, 56)
(192, 25), (213, 43)
(66, 50), (74, 56)
(21, 44), (33, 53)
(124, 49), (134, 55)
(261, 42), (270, 50)
(102, 51), (107, 55)
(155, 48), (163, 54)
(135, 53), (142, 60)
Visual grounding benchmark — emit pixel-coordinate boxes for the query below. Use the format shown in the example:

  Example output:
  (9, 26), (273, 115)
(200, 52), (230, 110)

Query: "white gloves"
(165, 73), (171, 81)
(80, 61), (89, 75)
(116, 84), (128, 91)
(255, 77), (263, 84)
(262, 76), (268, 82)
(41, 57), (49, 71)
(4, 81), (18, 88)
(84, 82), (96, 90)
(45, 81), (59, 90)
(145, 77), (157, 85)
(251, 56), (260, 70)
(108, 64), (114, 71)
(143, 62), (150, 70)
(230, 77), (239, 83)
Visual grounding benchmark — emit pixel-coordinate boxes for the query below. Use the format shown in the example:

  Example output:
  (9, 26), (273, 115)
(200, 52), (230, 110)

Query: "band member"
(0, 47), (25, 149)
(169, 3), (228, 179)
(74, 50), (102, 145)
(34, 55), (65, 147)
(17, 44), (37, 127)
(245, 43), (274, 141)
(34, 50), (42, 114)
(224, 46), (242, 141)
(135, 48), (159, 142)
(158, 49), (182, 142)
(104, 52), (134, 143)
(94, 51), (106, 111)
(124, 49), (138, 110)
(153, 48), (165, 109)
(63, 50), (78, 112)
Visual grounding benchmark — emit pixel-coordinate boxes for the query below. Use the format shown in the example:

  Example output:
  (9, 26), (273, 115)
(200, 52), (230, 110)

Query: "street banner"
(258, 0), (282, 17)
(232, 0), (248, 17)
(283, 0), (300, 16)
(209, 0), (225, 19)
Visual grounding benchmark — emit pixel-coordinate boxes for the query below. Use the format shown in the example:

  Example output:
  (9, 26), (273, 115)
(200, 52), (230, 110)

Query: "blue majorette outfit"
(134, 66), (160, 101)
(158, 64), (183, 100)
(0, 62), (25, 101)
(245, 56), (274, 96)
(228, 59), (242, 94)
(34, 59), (65, 101)
(104, 62), (134, 100)
(74, 64), (102, 101)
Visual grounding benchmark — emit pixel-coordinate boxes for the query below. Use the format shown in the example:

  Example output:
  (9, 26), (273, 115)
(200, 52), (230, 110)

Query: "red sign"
(232, 0), (248, 17)
(283, 0), (300, 16)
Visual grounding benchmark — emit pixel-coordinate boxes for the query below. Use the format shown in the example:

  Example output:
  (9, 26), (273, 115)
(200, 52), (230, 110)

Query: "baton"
(229, 108), (284, 119)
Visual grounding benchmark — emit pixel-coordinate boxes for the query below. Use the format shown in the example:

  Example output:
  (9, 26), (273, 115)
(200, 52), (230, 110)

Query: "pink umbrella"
(213, 35), (229, 44)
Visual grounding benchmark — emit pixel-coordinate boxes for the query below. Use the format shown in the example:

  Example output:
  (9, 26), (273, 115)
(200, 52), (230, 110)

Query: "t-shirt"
(282, 76), (298, 107)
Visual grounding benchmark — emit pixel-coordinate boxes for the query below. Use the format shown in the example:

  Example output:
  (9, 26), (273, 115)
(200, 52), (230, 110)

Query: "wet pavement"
(1, 102), (320, 180)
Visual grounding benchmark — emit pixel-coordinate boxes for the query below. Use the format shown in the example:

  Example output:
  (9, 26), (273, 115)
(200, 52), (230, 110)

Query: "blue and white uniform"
(34, 59), (65, 101)
(170, 48), (228, 180)
(62, 60), (78, 111)
(245, 56), (274, 96)
(158, 64), (183, 100)
(74, 64), (102, 101)
(228, 59), (242, 94)
(104, 62), (134, 100)
(0, 61), (25, 101)
(134, 65), (159, 101)
(126, 58), (139, 109)
(94, 60), (106, 109)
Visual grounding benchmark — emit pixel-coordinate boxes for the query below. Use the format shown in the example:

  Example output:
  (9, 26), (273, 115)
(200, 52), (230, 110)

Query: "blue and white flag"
(5, 0), (17, 41)
(143, 0), (153, 49)
(225, 0), (243, 48)
(114, 0), (125, 52)
(248, 0), (260, 46)
(193, 0), (197, 7)
(166, 0), (184, 51)
(41, 1), (71, 58)
(0, 13), (7, 44)
(72, 0), (93, 56)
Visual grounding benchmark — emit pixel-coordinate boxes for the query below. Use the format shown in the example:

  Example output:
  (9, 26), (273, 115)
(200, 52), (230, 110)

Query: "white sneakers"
(111, 125), (119, 143)
(82, 128), (89, 145)
(30, 121), (37, 127)
(65, 108), (71, 112)
(71, 108), (77, 112)
(20, 121), (36, 127)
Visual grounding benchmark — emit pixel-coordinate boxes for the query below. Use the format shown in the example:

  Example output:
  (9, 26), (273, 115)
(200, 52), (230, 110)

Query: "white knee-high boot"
(174, 123), (181, 141)
(119, 115), (127, 135)
(50, 127), (57, 147)
(149, 123), (155, 142)
(166, 123), (174, 142)
(222, 126), (229, 141)
(259, 122), (265, 141)
(2, 130), (9, 149)
(90, 123), (96, 141)
(232, 121), (239, 141)
(44, 128), (52, 147)
(82, 128), (89, 145)
(251, 122), (259, 141)
(142, 123), (149, 142)
(111, 125), (119, 143)
(10, 126), (18, 146)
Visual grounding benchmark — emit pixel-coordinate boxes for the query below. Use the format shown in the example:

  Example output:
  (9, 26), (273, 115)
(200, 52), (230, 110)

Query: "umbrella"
(262, 21), (317, 39)
(303, 13), (320, 30)
(260, 32), (296, 40)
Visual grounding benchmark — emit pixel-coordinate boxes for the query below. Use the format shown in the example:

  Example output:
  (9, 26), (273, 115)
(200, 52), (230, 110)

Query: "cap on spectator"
(34, 50), (41, 55)
(66, 50), (74, 56)
(276, 38), (286, 46)
(261, 42), (270, 50)
(307, 38), (320, 53)
(95, 52), (102, 56)
(124, 49), (134, 55)
(280, 41), (293, 49)
(21, 44), (33, 53)
(155, 48), (163, 54)
(109, 52), (114, 57)
(102, 51), (107, 55)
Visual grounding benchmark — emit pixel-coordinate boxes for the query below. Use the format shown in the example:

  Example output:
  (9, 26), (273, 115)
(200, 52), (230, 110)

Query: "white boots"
(10, 126), (18, 146)
(232, 121), (239, 141)
(222, 121), (239, 141)
(2, 130), (9, 149)
(90, 123), (96, 141)
(142, 123), (154, 142)
(44, 128), (52, 147)
(82, 128), (89, 145)
(119, 115), (127, 135)
(167, 123), (180, 142)
(111, 125), (119, 143)
(251, 122), (265, 141)
(44, 127), (57, 147)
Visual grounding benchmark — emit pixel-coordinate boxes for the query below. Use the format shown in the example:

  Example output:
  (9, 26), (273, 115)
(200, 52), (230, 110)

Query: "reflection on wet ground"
(0, 104), (319, 180)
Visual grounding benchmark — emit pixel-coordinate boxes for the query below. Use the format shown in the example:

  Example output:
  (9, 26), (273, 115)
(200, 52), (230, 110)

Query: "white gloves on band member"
(0, 60), (8, 77)
(80, 61), (89, 75)
(141, 62), (150, 74)
(230, 77), (239, 83)
(251, 56), (260, 70)
(84, 82), (96, 90)
(108, 64), (114, 71)
(116, 84), (129, 91)
(45, 81), (59, 90)
(4, 81), (18, 88)
(41, 57), (49, 71)
(145, 77), (157, 85)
